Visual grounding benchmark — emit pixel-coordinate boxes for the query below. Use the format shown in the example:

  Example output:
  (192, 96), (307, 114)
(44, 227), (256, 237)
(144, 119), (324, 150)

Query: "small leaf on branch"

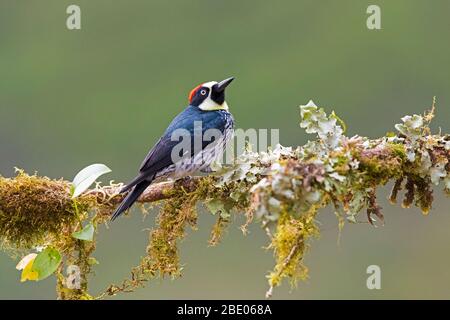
(30, 247), (62, 281)
(17, 253), (38, 282)
(16, 253), (37, 271)
(71, 163), (111, 198)
(72, 222), (95, 241)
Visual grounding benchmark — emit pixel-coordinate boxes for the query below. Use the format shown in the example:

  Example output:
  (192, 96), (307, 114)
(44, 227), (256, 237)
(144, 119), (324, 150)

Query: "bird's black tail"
(111, 180), (151, 221)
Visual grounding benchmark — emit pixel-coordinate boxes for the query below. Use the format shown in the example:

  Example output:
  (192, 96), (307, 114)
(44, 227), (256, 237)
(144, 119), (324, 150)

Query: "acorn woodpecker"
(111, 77), (235, 220)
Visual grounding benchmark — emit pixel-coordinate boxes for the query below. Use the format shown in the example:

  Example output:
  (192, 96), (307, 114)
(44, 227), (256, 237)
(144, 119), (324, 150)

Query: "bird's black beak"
(215, 77), (235, 93)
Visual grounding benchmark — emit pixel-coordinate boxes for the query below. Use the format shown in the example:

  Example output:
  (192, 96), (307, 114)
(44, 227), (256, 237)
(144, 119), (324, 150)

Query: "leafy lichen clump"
(0, 99), (449, 299)
(203, 99), (449, 295)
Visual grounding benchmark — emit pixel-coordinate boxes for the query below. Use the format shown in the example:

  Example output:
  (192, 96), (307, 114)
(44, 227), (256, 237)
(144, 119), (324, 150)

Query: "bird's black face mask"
(189, 87), (210, 107)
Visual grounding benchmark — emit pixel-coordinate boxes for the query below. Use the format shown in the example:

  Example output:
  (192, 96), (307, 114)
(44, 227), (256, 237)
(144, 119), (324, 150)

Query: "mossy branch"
(0, 99), (449, 299)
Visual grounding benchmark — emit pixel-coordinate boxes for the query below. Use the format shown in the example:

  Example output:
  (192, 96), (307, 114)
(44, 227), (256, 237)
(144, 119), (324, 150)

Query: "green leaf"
(31, 247), (62, 281)
(205, 199), (224, 215)
(386, 131), (396, 137)
(72, 163), (111, 198)
(205, 199), (231, 219)
(88, 257), (99, 265)
(72, 222), (95, 241)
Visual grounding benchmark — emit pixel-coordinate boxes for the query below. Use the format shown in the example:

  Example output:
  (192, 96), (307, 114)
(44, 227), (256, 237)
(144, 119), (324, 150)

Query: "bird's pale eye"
(200, 90), (207, 96)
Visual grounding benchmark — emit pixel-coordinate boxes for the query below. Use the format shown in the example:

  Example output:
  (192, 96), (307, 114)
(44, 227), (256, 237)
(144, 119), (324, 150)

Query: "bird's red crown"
(188, 84), (202, 103)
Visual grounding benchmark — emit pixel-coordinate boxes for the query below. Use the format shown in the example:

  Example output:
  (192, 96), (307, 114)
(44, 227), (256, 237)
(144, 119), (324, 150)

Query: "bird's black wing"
(120, 135), (179, 192)
(139, 135), (177, 173)
(121, 108), (228, 192)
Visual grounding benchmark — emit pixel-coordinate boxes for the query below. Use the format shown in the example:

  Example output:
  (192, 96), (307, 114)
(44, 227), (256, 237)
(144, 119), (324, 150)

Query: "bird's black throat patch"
(210, 84), (225, 105)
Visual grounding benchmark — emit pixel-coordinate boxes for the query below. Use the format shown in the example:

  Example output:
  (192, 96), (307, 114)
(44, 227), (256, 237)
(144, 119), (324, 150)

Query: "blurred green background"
(1, 0), (450, 299)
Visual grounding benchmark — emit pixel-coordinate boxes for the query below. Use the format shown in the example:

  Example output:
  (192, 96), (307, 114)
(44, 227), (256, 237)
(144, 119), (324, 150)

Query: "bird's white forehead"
(202, 81), (218, 89)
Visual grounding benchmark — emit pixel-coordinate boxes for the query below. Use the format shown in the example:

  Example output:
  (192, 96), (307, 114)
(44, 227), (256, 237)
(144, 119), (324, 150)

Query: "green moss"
(209, 216), (229, 246)
(148, 195), (198, 277)
(387, 142), (407, 161)
(0, 170), (101, 300)
(267, 206), (319, 292)
(0, 170), (90, 250)
(104, 190), (201, 296)
(356, 145), (405, 184)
